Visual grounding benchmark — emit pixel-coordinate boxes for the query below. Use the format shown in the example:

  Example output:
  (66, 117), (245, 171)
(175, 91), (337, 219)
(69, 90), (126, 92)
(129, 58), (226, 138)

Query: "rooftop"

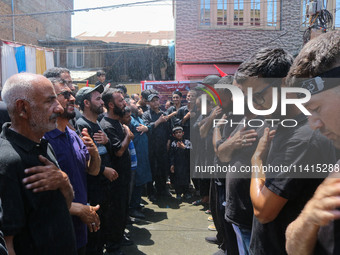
(74, 30), (174, 46)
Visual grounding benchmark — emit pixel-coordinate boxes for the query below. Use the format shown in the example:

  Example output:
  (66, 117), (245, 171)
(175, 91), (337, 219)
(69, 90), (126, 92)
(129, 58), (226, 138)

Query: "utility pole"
(11, 0), (15, 41)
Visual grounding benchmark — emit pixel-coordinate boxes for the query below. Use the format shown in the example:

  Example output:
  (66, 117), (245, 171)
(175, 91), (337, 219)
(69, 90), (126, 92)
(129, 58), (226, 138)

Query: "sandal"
(192, 199), (202, 206)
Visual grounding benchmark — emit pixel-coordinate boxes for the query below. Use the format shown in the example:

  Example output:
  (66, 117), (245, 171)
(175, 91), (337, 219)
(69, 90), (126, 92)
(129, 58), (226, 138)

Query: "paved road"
(122, 195), (220, 255)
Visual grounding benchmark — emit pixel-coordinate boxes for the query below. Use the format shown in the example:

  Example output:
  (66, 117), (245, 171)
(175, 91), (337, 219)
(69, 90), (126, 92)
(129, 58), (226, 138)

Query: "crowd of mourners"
(0, 30), (340, 255)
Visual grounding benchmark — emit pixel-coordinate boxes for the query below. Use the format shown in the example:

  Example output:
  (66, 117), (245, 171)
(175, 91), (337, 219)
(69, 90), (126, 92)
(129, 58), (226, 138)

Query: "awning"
(70, 70), (97, 82)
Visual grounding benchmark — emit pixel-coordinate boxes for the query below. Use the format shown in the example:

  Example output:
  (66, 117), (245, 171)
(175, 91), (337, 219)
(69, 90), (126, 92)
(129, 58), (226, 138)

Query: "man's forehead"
(303, 90), (327, 107)
(91, 91), (101, 97)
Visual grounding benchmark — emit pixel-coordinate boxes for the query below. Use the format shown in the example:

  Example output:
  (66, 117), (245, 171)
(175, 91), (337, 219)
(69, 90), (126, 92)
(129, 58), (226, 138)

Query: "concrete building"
(0, 0), (73, 45)
(175, 0), (340, 80)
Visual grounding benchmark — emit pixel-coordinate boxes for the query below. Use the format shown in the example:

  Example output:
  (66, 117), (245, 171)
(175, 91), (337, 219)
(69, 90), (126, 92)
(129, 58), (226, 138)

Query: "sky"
(71, 0), (174, 37)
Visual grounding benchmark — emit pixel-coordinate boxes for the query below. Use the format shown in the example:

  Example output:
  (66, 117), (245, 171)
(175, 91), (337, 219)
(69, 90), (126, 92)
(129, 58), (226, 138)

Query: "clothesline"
(1, 39), (55, 87)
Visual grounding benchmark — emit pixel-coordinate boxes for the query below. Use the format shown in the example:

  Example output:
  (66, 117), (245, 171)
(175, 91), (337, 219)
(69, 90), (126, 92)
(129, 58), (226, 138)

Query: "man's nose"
(308, 115), (323, 130)
(54, 101), (64, 114)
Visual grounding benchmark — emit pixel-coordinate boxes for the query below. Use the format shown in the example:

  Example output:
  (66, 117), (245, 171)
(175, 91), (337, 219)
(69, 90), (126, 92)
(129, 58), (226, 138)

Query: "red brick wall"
(0, 0), (72, 45)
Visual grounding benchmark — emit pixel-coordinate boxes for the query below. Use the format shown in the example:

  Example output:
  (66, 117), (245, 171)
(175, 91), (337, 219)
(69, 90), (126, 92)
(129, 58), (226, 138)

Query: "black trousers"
(148, 150), (169, 195)
(104, 183), (130, 252)
(209, 179), (239, 255)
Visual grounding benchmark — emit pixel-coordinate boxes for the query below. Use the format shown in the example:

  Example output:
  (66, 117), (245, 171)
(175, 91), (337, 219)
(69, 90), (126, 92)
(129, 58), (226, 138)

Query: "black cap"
(148, 94), (159, 102)
(75, 85), (104, 105)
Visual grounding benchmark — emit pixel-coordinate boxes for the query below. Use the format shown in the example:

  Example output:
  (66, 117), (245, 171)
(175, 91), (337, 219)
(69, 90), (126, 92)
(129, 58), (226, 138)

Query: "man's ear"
(108, 101), (114, 110)
(16, 99), (30, 119)
(84, 99), (91, 108)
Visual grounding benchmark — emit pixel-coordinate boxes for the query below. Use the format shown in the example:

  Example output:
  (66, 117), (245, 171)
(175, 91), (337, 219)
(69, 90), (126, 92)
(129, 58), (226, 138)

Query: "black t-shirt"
(142, 108), (170, 153)
(76, 116), (112, 203)
(100, 117), (131, 186)
(0, 102), (10, 129)
(313, 160), (340, 255)
(249, 115), (336, 255)
(175, 105), (198, 140)
(0, 202), (7, 255)
(224, 119), (267, 229)
(0, 124), (77, 255)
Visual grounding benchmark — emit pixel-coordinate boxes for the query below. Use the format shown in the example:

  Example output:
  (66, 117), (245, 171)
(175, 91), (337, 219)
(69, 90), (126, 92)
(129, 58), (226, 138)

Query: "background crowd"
(0, 30), (340, 255)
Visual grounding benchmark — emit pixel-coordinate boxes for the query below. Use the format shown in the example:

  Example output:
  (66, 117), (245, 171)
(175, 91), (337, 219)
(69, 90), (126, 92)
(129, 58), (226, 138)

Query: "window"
(54, 49), (60, 67)
(66, 47), (84, 68)
(326, 0), (340, 29)
(301, 0), (340, 29)
(199, 0), (281, 29)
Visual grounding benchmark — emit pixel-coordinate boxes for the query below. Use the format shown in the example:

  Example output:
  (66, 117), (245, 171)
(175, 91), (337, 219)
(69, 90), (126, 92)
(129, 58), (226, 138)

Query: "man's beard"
(61, 103), (76, 120)
(90, 104), (103, 115)
(113, 101), (124, 117)
(30, 111), (60, 134)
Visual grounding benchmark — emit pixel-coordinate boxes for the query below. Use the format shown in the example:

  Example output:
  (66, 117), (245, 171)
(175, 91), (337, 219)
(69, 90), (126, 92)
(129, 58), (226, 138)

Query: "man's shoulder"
(0, 137), (22, 170)
(178, 105), (188, 113)
(142, 110), (151, 118)
(100, 117), (120, 130)
(76, 116), (89, 126)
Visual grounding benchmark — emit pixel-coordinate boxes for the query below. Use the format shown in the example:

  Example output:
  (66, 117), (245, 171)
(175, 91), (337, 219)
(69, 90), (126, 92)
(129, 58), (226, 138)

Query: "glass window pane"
(217, 0), (227, 25)
(234, 0), (244, 26)
(76, 48), (83, 67)
(251, 0), (261, 26)
(200, 0), (211, 26)
(335, 0), (340, 28)
(67, 49), (73, 68)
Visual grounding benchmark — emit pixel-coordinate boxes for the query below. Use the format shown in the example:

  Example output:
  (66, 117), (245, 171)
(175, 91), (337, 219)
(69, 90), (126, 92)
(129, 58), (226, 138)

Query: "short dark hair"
(78, 93), (92, 111)
(115, 84), (127, 94)
(172, 90), (182, 98)
(124, 106), (131, 114)
(96, 70), (106, 77)
(102, 88), (122, 109)
(131, 93), (139, 101)
(235, 47), (294, 85)
(125, 97), (135, 105)
(141, 90), (151, 100)
(286, 30), (340, 87)
(43, 67), (70, 78)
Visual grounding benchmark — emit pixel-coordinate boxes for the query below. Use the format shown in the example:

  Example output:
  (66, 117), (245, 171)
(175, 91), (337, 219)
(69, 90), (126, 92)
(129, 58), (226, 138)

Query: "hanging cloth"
(15, 45), (26, 73)
(1, 42), (18, 84)
(25, 46), (36, 74)
(45, 50), (54, 71)
(36, 48), (46, 74)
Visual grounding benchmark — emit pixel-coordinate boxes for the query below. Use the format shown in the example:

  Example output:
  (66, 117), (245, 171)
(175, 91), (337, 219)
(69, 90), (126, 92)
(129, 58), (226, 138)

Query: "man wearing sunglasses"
(44, 78), (102, 255)
(43, 68), (81, 132)
(235, 47), (336, 255)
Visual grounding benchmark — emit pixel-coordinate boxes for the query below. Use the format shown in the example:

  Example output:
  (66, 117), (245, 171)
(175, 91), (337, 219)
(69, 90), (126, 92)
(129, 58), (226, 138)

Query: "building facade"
(175, 0), (340, 80)
(0, 0), (73, 45)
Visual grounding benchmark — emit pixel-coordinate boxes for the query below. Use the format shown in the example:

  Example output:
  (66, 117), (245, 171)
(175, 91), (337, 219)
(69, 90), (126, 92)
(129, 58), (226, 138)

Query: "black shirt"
(166, 105), (182, 129)
(0, 201), (8, 255)
(140, 105), (149, 114)
(0, 102), (10, 129)
(313, 160), (340, 255)
(142, 108), (170, 153)
(175, 105), (197, 140)
(76, 116), (112, 203)
(225, 119), (267, 229)
(0, 124), (77, 255)
(100, 117), (131, 186)
(249, 115), (336, 255)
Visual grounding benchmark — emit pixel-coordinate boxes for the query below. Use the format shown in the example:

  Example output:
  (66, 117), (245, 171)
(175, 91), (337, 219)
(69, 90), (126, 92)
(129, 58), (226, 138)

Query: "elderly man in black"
(142, 94), (171, 199)
(0, 73), (76, 255)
